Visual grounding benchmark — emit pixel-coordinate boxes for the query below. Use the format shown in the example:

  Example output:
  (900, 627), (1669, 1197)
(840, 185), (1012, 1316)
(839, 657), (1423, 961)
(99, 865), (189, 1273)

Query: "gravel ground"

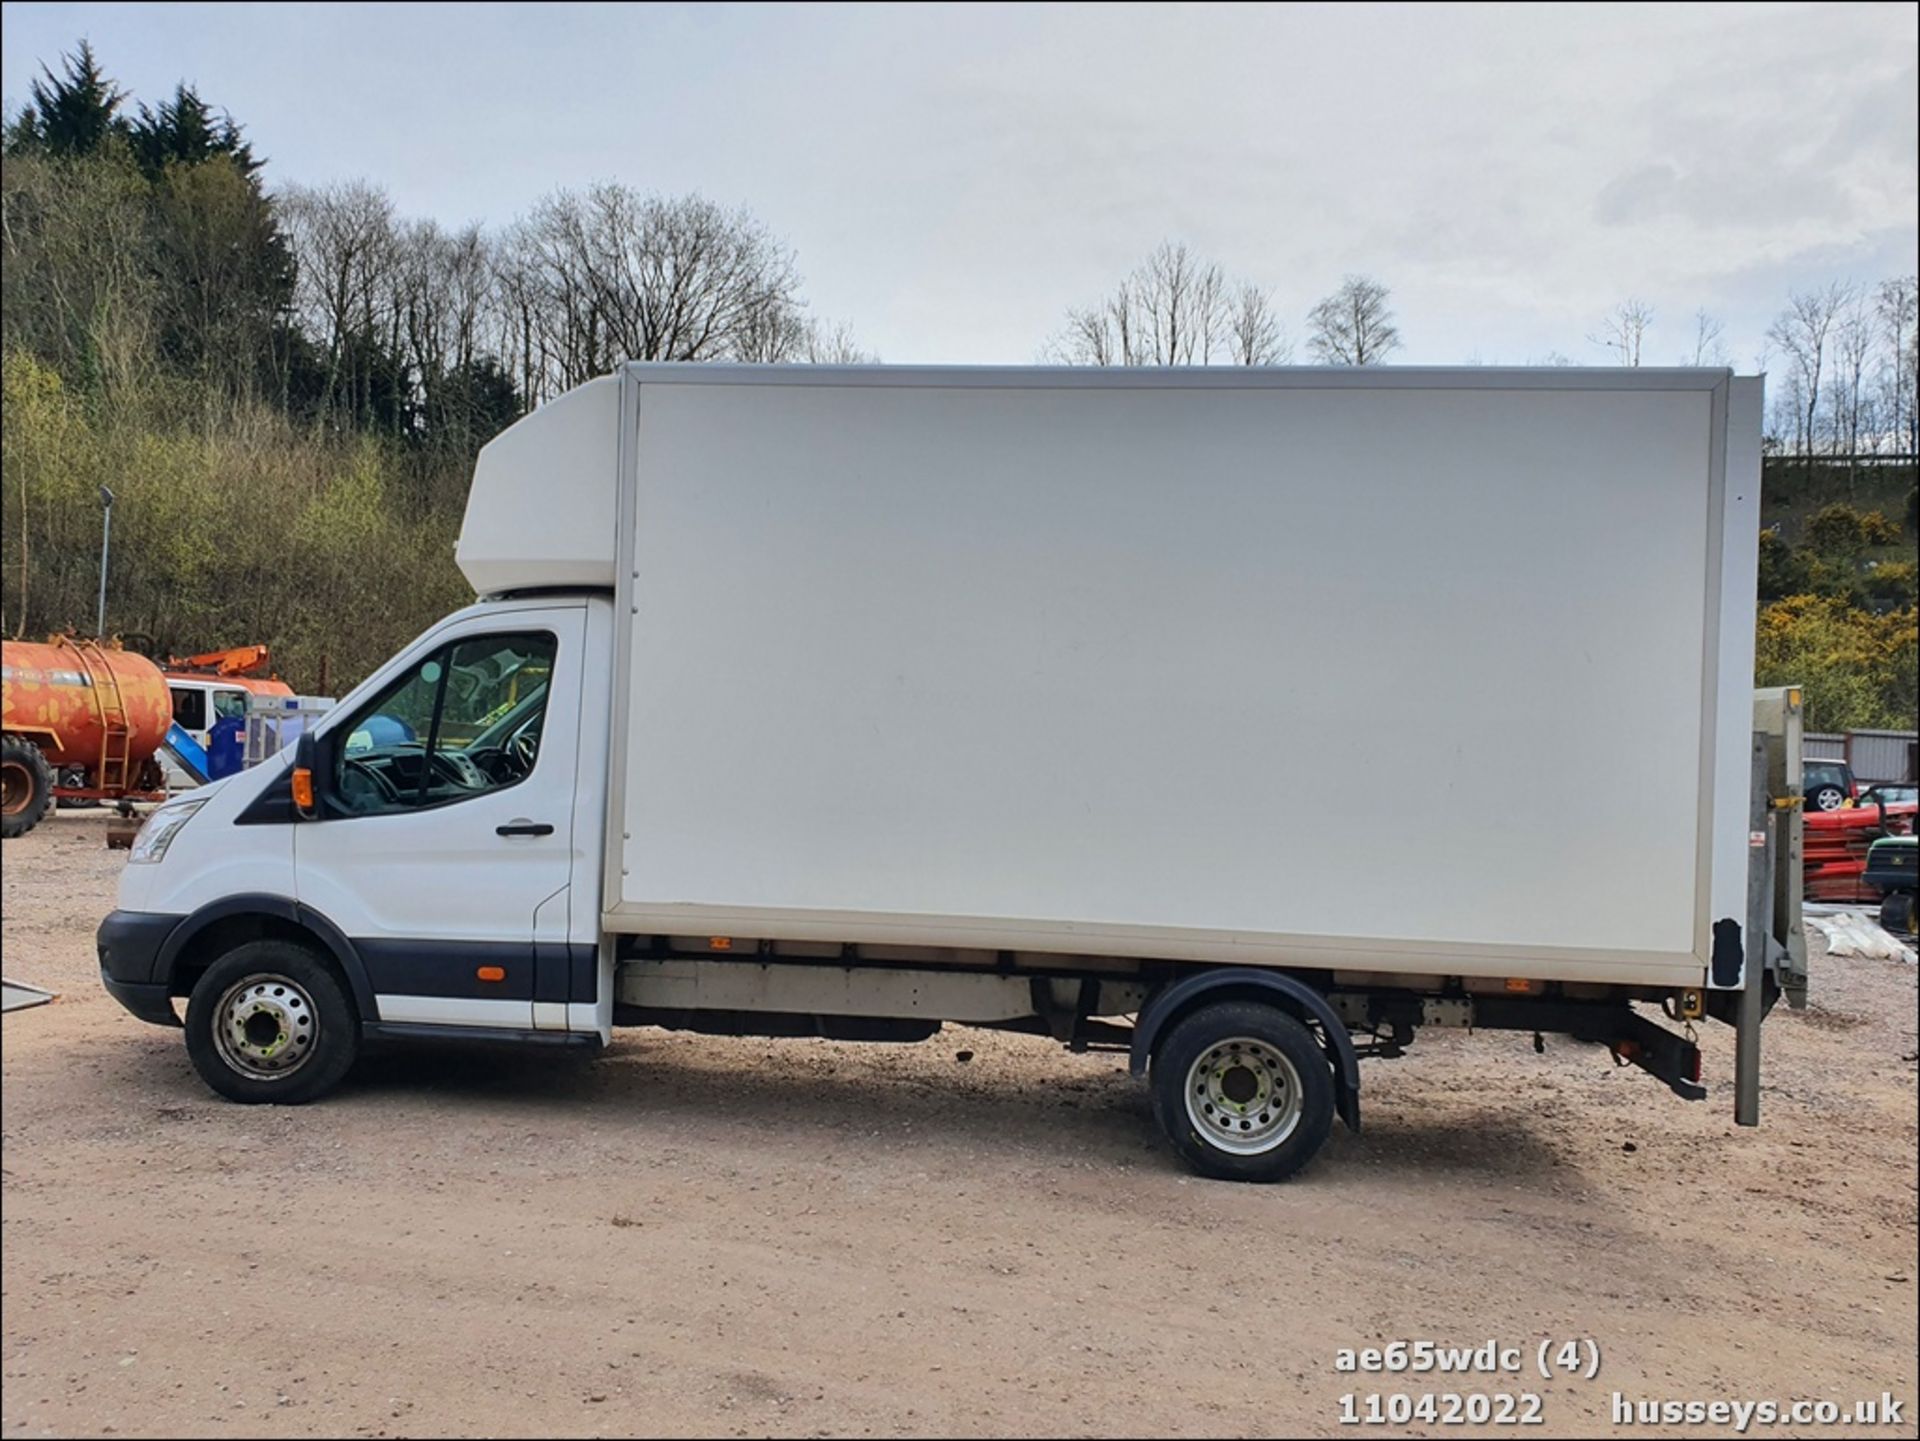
(4, 811), (1917, 1439)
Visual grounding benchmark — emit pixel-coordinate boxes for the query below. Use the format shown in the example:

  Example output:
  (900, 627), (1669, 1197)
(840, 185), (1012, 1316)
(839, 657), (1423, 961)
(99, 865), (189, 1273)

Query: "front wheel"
(1149, 1000), (1335, 1182)
(184, 940), (359, 1104)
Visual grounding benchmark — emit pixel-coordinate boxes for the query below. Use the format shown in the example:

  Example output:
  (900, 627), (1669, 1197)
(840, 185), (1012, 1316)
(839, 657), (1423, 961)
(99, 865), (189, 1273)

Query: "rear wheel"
(184, 941), (359, 1104)
(1809, 784), (1846, 812)
(1, 735), (55, 839)
(1149, 1000), (1335, 1182)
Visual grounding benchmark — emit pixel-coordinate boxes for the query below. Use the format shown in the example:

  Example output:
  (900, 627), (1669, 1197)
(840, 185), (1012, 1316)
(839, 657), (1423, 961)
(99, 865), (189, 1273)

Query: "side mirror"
(291, 731), (320, 820)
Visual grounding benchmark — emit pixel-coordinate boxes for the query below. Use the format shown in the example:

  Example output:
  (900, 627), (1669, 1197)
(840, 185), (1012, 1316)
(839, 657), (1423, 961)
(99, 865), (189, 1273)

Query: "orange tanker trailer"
(1, 637), (172, 838)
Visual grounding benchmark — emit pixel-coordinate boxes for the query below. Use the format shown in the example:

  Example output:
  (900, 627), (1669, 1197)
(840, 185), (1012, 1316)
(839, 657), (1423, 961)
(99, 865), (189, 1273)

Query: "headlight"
(128, 799), (206, 865)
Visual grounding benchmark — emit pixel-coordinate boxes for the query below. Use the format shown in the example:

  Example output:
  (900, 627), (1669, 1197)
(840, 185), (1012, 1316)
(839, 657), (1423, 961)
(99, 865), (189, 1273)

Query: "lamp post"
(96, 484), (114, 639)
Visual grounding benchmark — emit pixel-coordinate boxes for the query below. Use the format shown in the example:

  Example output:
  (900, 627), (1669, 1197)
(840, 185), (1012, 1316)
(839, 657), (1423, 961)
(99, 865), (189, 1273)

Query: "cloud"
(1, 0), (1914, 368)
(1594, 163), (1679, 226)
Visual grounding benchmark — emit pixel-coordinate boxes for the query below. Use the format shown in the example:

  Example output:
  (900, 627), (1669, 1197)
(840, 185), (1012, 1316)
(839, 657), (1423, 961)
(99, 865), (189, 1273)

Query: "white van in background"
(157, 659), (296, 788)
(157, 679), (250, 788)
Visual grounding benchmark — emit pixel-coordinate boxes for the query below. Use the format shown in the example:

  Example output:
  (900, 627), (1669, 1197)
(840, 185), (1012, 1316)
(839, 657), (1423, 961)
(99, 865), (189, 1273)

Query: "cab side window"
(171, 687), (206, 731)
(327, 632), (556, 817)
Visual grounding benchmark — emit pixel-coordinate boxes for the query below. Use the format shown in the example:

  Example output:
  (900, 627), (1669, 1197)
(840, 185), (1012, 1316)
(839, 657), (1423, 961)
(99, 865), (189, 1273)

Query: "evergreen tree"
(129, 84), (262, 179)
(12, 42), (127, 157)
(151, 157), (297, 396)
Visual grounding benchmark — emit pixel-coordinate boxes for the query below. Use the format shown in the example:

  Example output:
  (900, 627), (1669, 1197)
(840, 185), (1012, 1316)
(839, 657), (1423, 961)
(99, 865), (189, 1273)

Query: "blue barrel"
(207, 714), (246, 779)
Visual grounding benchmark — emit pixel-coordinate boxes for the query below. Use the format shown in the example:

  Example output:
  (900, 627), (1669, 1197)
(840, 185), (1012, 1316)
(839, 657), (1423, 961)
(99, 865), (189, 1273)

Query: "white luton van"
(99, 364), (1806, 1181)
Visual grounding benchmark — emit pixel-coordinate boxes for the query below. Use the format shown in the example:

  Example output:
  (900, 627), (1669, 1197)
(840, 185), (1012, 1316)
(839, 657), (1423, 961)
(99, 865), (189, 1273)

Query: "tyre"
(1149, 1000), (1335, 1183)
(1809, 784), (1846, 812)
(1, 735), (55, 839)
(1881, 892), (1916, 938)
(183, 940), (359, 1104)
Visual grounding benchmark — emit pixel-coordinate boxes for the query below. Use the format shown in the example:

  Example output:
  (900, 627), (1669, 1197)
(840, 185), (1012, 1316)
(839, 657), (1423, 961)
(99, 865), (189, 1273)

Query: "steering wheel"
(429, 751), (484, 789)
(338, 757), (402, 811)
(508, 728), (538, 776)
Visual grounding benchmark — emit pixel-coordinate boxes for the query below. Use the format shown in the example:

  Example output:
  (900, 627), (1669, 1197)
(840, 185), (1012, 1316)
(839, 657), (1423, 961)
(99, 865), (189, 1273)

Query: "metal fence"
(1803, 730), (1918, 783)
(1761, 452), (1918, 467)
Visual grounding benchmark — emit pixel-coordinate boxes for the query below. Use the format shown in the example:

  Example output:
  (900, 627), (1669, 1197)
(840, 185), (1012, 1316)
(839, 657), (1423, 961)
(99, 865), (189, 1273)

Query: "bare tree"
(799, 319), (877, 365)
(724, 306), (877, 364)
(1766, 366), (1807, 458)
(729, 299), (810, 364)
(1767, 282), (1853, 456)
(388, 219), (496, 449)
(1227, 283), (1291, 365)
(1829, 295), (1874, 467)
(499, 199), (606, 392)
(1684, 309), (1726, 366)
(490, 190), (859, 399)
(1052, 292), (1126, 366)
(1306, 276), (1401, 365)
(488, 236), (556, 407)
(1051, 242), (1250, 366)
(1590, 298), (1653, 366)
(1137, 243), (1226, 364)
(502, 185), (801, 393)
(1876, 275), (1918, 456)
(280, 180), (398, 422)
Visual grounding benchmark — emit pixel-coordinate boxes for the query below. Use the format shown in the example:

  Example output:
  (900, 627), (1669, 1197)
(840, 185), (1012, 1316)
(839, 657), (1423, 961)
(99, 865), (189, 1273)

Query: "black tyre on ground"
(184, 940), (360, 1104)
(1881, 892), (1916, 938)
(1149, 999), (1335, 1183)
(1, 735), (56, 839)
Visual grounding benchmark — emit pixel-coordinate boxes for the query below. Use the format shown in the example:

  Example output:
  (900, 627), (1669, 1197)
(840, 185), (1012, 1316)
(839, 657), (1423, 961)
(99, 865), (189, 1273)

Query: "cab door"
(292, 604), (587, 1030)
(162, 682), (214, 787)
(168, 683), (210, 745)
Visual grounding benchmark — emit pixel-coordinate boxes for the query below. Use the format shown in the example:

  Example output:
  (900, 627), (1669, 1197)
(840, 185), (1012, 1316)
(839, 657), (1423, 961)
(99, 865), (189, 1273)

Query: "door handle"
(496, 822), (554, 837)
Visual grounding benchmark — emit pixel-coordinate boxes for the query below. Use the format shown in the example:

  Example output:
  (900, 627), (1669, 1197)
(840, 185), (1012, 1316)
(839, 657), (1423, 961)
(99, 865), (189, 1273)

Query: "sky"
(2, 1), (1915, 368)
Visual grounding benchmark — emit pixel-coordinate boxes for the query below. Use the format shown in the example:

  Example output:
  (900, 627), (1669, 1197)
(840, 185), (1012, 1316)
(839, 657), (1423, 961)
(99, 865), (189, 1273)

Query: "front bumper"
(97, 909), (185, 1027)
(100, 970), (181, 1026)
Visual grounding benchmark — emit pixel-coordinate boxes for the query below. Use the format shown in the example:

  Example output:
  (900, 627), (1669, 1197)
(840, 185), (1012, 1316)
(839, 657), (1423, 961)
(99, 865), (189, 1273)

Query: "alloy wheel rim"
(1184, 1037), (1305, 1155)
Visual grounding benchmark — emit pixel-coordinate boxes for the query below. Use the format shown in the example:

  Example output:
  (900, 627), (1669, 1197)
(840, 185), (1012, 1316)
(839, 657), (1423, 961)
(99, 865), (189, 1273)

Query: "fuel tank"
(1, 638), (173, 774)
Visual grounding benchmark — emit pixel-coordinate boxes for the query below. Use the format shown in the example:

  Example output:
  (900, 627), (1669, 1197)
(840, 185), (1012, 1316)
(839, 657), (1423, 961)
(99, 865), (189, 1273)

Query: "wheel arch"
(1131, 968), (1360, 1132)
(156, 894), (375, 1022)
